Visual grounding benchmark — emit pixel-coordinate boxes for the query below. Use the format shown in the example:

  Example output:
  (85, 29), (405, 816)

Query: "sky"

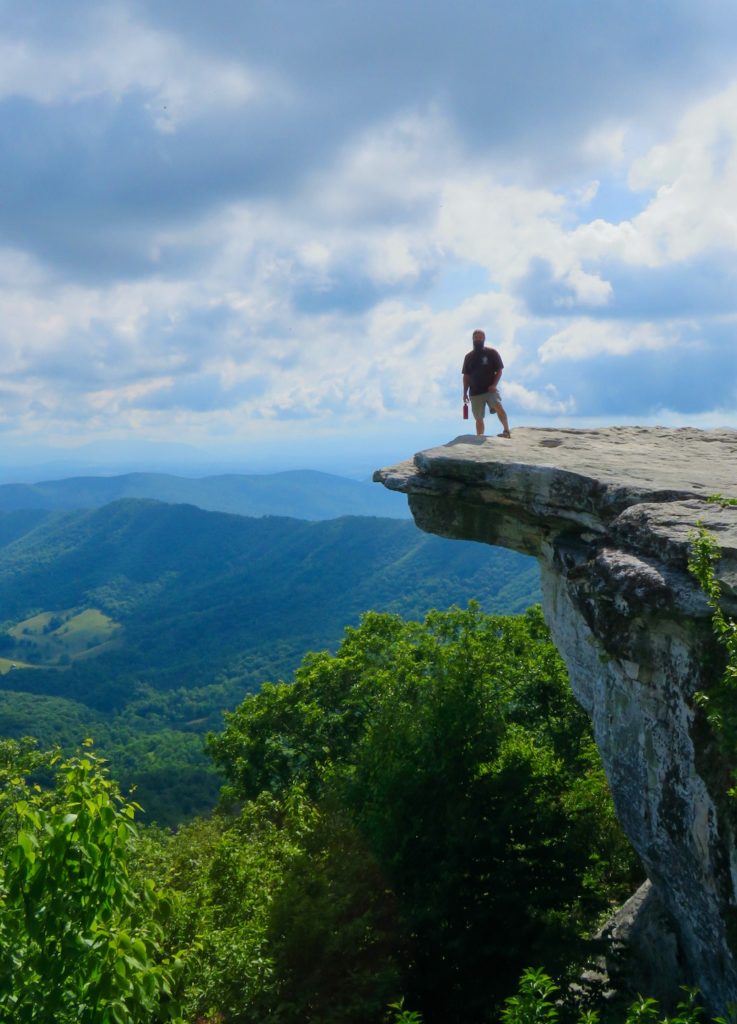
(2, 0), (737, 476)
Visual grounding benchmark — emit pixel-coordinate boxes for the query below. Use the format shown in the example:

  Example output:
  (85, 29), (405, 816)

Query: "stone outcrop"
(580, 881), (687, 1010)
(375, 426), (737, 1013)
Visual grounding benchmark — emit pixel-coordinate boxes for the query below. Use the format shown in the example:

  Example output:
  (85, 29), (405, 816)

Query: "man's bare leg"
(475, 416), (485, 436)
(496, 403), (511, 437)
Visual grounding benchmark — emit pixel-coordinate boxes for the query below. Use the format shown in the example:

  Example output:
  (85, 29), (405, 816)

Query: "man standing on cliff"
(462, 329), (511, 438)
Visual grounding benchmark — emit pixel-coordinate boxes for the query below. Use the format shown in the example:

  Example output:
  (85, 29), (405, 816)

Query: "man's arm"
(463, 373), (471, 400)
(488, 350), (504, 391)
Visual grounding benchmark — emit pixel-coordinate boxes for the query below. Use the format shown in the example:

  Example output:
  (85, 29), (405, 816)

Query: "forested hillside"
(0, 607), (642, 1024)
(0, 501), (540, 823)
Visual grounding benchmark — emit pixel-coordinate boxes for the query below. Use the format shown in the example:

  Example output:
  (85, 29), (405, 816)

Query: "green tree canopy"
(204, 605), (639, 1023)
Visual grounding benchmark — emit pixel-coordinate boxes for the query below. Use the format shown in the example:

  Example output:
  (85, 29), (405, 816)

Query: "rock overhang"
(374, 426), (737, 602)
(374, 425), (737, 1012)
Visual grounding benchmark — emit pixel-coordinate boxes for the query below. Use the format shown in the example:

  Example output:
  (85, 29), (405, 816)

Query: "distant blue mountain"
(0, 469), (411, 520)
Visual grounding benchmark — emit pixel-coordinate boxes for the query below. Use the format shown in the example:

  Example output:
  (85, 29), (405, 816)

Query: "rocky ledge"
(375, 426), (737, 1013)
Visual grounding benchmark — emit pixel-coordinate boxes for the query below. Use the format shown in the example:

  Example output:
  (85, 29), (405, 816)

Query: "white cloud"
(565, 79), (737, 268)
(0, 94), (699, 439)
(538, 321), (670, 363)
(502, 382), (575, 415)
(581, 124), (628, 167)
(436, 174), (566, 285)
(573, 180), (600, 206)
(3, 2), (737, 450)
(629, 94), (737, 264)
(0, 7), (269, 130)
(558, 268), (612, 308)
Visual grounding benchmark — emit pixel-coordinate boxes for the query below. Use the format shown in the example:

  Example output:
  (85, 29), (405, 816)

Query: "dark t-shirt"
(462, 347), (503, 396)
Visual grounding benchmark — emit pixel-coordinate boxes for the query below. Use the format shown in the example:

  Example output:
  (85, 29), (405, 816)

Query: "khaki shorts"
(470, 389), (502, 419)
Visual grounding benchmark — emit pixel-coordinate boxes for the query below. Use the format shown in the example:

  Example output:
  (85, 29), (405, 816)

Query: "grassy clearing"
(9, 611), (56, 635)
(0, 657), (38, 675)
(6, 607), (122, 665)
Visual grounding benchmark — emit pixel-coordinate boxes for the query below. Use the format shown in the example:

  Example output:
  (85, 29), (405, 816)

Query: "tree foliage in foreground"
(141, 604), (639, 1024)
(389, 967), (708, 1024)
(500, 968), (705, 1024)
(0, 738), (184, 1024)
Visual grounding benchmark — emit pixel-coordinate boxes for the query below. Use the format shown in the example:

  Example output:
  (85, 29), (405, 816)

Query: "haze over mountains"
(0, 469), (410, 520)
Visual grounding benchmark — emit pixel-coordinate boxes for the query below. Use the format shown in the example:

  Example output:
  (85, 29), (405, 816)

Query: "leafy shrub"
(688, 524), (737, 795)
(0, 738), (184, 1024)
(501, 968), (705, 1024)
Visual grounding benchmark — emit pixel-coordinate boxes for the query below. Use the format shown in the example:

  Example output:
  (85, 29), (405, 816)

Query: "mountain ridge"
(0, 498), (541, 823)
(0, 469), (410, 520)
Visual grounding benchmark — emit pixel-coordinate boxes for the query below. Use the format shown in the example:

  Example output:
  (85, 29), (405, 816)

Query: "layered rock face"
(375, 426), (737, 1012)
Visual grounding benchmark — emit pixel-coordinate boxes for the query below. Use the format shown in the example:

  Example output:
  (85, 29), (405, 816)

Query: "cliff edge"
(375, 426), (737, 1012)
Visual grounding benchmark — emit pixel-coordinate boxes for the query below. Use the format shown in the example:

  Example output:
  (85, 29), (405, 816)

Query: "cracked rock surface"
(375, 426), (737, 1012)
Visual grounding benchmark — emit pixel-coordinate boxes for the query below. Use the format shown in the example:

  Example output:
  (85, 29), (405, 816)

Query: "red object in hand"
(463, 402), (469, 420)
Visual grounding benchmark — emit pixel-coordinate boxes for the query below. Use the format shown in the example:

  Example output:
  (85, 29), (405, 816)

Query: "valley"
(0, 482), (541, 825)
